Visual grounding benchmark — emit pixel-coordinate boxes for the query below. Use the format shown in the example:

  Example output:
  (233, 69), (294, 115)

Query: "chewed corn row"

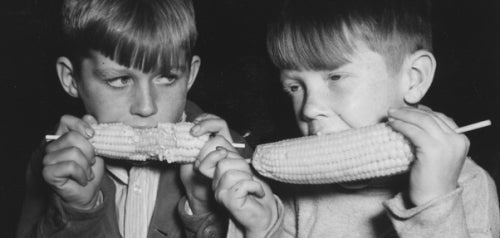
(251, 123), (415, 184)
(90, 122), (209, 163)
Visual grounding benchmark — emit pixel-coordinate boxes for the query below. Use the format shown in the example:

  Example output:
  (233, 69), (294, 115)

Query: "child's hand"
(43, 115), (105, 210)
(388, 106), (469, 206)
(179, 113), (237, 214)
(206, 148), (278, 238)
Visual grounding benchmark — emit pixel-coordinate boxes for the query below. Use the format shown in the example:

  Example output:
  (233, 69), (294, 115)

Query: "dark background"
(1, 0), (499, 237)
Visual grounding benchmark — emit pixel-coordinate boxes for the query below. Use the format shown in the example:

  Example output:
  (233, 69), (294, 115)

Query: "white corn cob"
(251, 123), (414, 184)
(90, 122), (208, 163)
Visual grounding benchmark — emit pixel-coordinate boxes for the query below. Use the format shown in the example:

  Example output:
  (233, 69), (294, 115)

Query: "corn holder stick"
(250, 120), (491, 184)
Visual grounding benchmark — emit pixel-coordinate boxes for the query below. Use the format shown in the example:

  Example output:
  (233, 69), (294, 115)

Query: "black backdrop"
(1, 0), (499, 237)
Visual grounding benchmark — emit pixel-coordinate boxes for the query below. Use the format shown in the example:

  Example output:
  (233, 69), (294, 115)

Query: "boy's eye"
(153, 74), (178, 85)
(106, 76), (133, 88)
(328, 74), (342, 81)
(283, 83), (302, 95)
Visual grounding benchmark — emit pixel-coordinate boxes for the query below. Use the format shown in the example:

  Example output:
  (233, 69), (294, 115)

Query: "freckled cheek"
(338, 92), (384, 127)
(155, 89), (187, 122)
(88, 96), (125, 122)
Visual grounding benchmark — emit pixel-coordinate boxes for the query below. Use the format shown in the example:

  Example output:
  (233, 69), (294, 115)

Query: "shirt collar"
(106, 164), (129, 185)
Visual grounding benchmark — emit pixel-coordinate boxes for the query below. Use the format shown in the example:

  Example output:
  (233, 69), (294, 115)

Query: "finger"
(231, 179), (266, 199)
(214, 158), (253, 189)
(214, 168), (253, 193)
(416, 105), (457, 132)
(55, 115), (95, 139)
(191, 114), (232, 142)
(197, 148), (229, 179)
(82, 114), (98, 126)
(43, 160), (89, 187)
(43, 147), (94, 180)
(224, 150), (245, 160)
(416, 104), (432, 112)
(388, 107), (451, 136)
(45, 131), (95, 161)
(433, 111), (458, 130)
(198, 135), (237, 160)
(192, 113), (220, 124)
(388, 118), (434, 150)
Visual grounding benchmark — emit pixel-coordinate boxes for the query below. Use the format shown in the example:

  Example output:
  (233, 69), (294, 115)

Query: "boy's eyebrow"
(93, 68), (129, 78)
(93, 66), (187, 79)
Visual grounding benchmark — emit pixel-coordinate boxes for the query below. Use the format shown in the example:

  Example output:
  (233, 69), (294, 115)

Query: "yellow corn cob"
(251, 123), (414, 184)
(90, 122), (209, 163)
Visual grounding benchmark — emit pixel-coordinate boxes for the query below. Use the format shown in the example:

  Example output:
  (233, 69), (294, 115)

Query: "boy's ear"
(402, 50), (436, 104)
(56, 56), (79, 98)
(187, 56), (201, 90)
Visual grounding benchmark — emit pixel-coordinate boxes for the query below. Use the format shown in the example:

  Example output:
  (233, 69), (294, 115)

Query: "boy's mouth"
(308, 125), (351, 136)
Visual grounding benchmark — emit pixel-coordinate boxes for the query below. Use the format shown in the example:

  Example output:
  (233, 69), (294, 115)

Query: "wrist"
(409, 184), (458, 207)
(66, 191), (103, 211)
(246, 197), (280, 238)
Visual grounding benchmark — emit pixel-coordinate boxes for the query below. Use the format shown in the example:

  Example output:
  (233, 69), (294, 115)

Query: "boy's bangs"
(79, 1), (196, 73)
(268, 22), (354, 71)
(99, 26), (190, 73)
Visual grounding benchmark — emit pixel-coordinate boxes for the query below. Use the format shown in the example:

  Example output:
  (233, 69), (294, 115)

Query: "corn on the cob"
(90, 122), (208, 163)
(251, 123), (414, 184)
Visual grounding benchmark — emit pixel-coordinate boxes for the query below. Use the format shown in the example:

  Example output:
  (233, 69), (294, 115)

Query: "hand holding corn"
(43, 115), (105, 210)
(251, 117), (490, 185)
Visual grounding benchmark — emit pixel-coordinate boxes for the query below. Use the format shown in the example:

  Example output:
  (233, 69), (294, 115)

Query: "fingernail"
(191, 125), (200, 135)
(85, 128), (94, 138)
(216, 146), (225, 151)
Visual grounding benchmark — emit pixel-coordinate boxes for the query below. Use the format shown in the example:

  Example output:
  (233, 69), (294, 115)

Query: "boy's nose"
(130, 84), (158, 117)
(301, 92), (327, 121)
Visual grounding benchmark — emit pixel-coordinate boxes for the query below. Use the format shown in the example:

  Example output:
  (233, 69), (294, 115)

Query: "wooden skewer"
(454, 120), (491, 134)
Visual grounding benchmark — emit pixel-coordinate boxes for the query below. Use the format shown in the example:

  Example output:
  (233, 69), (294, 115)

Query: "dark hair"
(62, 0), (197, 74)
(267, 0), (432, 73)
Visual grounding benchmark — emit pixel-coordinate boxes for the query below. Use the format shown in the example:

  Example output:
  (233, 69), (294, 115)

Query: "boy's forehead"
(280, 44), (389, 79)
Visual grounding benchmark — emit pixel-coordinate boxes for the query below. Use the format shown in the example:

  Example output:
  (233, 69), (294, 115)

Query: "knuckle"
(42, 154), (53, 166)
(224, 170), (241, 181)
(65, 131), (82, 142)
(457, 134), (470, 148)
(421, 114), (435, 124)
(41, 167), (52, 181)
(216, 157), (231, 170)
(219, 119), (228, 128)
(67, 146), (84, 158)
(45, 141), (56, 153)
(435, 111), (446, 119)
(66, 161), (82, 174)
(60, 114), (73, 124)
(65, 161), (76, 172)
(214, 189), (225, 203)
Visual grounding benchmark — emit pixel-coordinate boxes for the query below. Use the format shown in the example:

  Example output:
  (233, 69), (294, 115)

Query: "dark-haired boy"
(16, 0), (249, 237)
